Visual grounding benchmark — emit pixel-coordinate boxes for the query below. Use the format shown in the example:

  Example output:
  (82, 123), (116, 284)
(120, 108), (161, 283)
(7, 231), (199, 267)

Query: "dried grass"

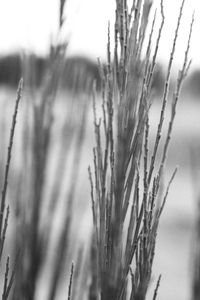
(0, 0), (194, 300)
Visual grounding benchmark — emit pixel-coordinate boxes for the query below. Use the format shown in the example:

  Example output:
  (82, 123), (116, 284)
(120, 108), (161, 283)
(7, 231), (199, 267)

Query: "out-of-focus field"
(0, 87), (199, 300)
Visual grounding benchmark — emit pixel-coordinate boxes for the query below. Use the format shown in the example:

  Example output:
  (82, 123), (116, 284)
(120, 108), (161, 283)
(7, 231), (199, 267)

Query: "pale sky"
(0, 0), (199, 68)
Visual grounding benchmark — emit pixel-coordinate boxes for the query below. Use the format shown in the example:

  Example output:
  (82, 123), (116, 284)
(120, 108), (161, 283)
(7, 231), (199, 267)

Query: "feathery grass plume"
(47, 93), (89, 300)
(89, 0), (193, 299)
(67, 262), (74, 300)
(12, 0), (88, 299)
(13, 50), (68, 300)
(152, 274), (161, 300)
(0, 79), (23, 298)
(60, 0), (67, 29)
(2, 255), (16, 300)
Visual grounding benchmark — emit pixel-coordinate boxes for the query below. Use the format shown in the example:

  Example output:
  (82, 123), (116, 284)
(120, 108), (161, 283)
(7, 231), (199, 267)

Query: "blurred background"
(0, 0), (200, 299)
